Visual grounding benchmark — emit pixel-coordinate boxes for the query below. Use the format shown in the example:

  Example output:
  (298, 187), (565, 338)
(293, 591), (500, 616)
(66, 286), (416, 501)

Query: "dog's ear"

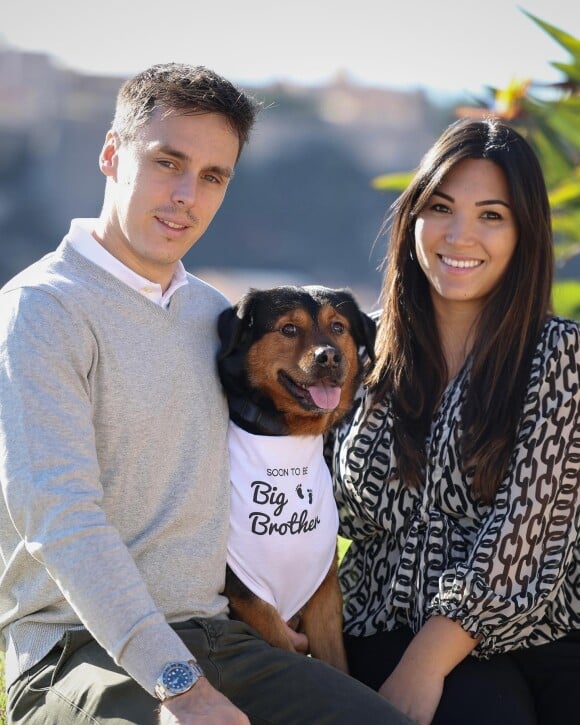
(217, 306), (243, 360)
(333, 289), (376, 363)
(351, 309), (377, 363)
(217, 290), (259, 360)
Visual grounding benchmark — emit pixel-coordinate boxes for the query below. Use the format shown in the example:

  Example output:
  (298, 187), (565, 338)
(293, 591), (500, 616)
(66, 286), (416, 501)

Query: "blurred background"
(1, 0), (579, 314)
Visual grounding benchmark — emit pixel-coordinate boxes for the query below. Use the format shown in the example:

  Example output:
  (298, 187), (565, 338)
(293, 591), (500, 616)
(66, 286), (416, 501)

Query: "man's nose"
(171, 174), (197, 207)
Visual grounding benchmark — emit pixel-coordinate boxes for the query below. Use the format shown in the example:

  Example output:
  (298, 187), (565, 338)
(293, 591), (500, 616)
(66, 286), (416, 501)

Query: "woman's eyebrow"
(433, 189), (510, 208)
(475, 198), (511, 208)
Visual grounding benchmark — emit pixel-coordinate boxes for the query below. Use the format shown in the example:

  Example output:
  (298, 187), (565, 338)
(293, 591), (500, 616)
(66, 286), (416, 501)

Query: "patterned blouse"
(331, 316), (580, 658)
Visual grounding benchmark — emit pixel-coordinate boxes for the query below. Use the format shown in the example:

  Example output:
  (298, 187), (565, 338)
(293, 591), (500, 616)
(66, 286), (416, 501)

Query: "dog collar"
(228, 396), (288, 436)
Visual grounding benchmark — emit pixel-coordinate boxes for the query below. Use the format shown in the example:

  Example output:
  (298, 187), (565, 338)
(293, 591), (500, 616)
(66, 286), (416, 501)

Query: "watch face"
(162, 662), (195, 694)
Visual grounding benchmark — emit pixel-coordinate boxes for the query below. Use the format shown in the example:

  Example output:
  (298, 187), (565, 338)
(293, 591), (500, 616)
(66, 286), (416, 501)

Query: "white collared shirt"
(67, 218), (188, 307)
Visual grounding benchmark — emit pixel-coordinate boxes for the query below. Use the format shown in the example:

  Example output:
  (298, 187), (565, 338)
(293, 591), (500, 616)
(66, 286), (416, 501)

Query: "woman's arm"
(430, 320), (580, 655)
(379, 616), (478, 725)
(379, 320), (580, 724)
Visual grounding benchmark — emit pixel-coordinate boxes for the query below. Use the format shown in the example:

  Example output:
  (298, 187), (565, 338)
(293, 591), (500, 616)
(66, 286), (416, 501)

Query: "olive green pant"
(7, 618), (412, 724)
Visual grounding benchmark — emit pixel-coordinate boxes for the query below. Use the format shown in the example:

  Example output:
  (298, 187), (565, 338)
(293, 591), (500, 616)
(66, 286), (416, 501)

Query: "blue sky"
(1, 0), (578, 96)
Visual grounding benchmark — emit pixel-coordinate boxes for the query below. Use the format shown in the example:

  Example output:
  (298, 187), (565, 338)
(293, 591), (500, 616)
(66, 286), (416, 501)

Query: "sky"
(1, 1), (578, 97)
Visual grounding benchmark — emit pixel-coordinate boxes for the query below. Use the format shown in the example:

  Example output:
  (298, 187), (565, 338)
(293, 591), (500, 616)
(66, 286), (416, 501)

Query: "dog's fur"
(217, 285), (375, 671)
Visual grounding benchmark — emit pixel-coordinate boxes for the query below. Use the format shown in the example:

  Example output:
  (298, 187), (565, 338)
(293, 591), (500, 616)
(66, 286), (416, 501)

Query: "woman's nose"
(445, 215), (475, 245)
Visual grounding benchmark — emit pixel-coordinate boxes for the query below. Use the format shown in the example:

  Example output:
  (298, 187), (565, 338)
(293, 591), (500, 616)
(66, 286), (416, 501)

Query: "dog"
(217, 284), (376, 671)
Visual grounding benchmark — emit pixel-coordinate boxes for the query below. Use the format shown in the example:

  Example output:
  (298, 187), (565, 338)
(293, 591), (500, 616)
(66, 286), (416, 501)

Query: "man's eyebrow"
(433, 189), (510, 208)
(155, 144), (235, 179)
(207, 164), (235, 180)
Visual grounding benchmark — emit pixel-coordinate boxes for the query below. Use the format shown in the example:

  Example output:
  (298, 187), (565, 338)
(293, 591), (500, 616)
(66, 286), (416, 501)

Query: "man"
(0, 63), (411, 724)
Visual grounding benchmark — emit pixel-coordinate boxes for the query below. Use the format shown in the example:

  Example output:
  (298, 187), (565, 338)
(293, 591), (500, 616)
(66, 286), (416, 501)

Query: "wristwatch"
(154, 660), (205, 701)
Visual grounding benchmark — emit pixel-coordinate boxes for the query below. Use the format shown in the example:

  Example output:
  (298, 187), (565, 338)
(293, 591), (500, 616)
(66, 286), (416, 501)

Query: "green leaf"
(550, 62), (580, 82)
(549, 172), (580, 206)
(543, 100), (580, 150)
(526, 122), (576, 184)
(371, 171), (415, 191)
(521, 10), (580, 62)
(553, 281), (580, 321)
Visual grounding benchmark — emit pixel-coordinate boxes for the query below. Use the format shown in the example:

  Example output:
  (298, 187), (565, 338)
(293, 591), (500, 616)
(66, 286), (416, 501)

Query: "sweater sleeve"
(0, 287), (194, 695)
(428, 320), (580, 655)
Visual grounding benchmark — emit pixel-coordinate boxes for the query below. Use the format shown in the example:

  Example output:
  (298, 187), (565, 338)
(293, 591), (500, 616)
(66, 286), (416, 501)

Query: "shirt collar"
(66, 218), (188, 308)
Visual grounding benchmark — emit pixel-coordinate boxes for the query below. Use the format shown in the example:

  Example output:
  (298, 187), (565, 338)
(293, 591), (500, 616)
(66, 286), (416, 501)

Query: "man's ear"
(99, 130), (120, 178)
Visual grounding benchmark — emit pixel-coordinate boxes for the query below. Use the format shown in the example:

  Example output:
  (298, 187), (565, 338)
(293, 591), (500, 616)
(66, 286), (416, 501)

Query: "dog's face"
(217, 285), (376, 436)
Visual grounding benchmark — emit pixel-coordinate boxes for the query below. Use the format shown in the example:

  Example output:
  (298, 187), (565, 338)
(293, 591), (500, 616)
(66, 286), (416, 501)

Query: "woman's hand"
(379, 665), (443, 725)
(378, 616), (479, 724)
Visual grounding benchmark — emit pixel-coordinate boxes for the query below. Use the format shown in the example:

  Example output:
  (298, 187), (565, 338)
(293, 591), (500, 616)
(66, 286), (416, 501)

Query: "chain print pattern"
(331, 317), (580, 657)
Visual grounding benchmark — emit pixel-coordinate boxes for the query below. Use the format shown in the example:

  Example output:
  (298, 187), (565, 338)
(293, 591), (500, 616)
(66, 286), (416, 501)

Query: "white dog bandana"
(226, 421), (339, 621)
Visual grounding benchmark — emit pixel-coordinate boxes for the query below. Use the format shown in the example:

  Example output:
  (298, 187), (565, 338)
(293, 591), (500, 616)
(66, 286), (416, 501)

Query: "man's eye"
(158, 159), (176, 169)
(330, 321), (345, 335)
(280, 324), (298, 336)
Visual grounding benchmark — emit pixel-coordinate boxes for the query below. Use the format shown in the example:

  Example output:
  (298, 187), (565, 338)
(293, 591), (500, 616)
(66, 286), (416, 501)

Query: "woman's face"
(414, 158), (518, 317)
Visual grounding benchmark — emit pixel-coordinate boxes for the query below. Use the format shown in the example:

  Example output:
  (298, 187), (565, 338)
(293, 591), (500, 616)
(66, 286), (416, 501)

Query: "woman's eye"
(431, 203), (449, 213)
(281, 324), (298, 336)
(330, 321), (345, 335)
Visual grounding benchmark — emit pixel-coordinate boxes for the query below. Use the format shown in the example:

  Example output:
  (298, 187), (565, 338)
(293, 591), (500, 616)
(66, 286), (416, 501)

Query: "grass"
(0, 652), (4, 724)
(0, 285), (576, 724)
(338, 535), (351, 562)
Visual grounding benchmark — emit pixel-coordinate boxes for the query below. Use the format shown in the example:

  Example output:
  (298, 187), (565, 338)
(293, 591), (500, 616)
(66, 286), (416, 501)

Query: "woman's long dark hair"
(369, 117), (553, 503)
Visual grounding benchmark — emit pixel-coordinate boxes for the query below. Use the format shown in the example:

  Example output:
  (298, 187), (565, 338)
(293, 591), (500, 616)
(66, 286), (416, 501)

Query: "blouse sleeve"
(331, 385), (416, 541)
(428, 319), (580, 655)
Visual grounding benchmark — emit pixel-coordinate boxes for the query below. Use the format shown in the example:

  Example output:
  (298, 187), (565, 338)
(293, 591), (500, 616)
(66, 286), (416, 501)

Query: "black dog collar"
(228, 396), (288, 436)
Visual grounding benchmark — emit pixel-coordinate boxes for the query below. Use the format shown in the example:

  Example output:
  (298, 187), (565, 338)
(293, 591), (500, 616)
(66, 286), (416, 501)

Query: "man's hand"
(284, 621), (309, 654)
(158, 677), (249, 724)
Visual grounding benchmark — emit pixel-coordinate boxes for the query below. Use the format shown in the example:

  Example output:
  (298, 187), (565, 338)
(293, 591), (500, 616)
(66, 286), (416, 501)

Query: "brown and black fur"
(217, 285), (375, 671)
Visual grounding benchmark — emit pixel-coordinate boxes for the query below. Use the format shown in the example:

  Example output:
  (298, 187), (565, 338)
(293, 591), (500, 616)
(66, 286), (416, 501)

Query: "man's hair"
(112, 63), (260, 160)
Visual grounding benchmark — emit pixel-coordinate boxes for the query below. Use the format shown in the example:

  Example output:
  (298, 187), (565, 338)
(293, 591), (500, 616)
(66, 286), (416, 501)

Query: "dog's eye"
(330, 321), (345, 335)
(280, 323), (298, 337)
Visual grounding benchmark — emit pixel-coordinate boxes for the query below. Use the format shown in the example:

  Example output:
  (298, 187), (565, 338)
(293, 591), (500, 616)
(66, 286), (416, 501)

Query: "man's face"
(98, 108), (240, 290)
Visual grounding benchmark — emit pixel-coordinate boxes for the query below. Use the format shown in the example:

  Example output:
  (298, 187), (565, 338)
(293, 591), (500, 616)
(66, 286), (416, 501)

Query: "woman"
(330, 117), (580, 724)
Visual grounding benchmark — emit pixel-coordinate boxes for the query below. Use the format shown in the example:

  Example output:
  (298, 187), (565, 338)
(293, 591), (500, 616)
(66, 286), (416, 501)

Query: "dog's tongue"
(308, 383), (341, 410)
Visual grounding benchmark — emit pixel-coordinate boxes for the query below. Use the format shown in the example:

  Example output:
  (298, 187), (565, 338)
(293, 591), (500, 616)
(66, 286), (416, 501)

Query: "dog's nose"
(314, 346), (341, 368)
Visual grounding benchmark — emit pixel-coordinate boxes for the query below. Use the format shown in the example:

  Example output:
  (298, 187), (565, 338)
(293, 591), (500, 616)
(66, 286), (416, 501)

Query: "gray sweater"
(0, 239), (231, 694)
